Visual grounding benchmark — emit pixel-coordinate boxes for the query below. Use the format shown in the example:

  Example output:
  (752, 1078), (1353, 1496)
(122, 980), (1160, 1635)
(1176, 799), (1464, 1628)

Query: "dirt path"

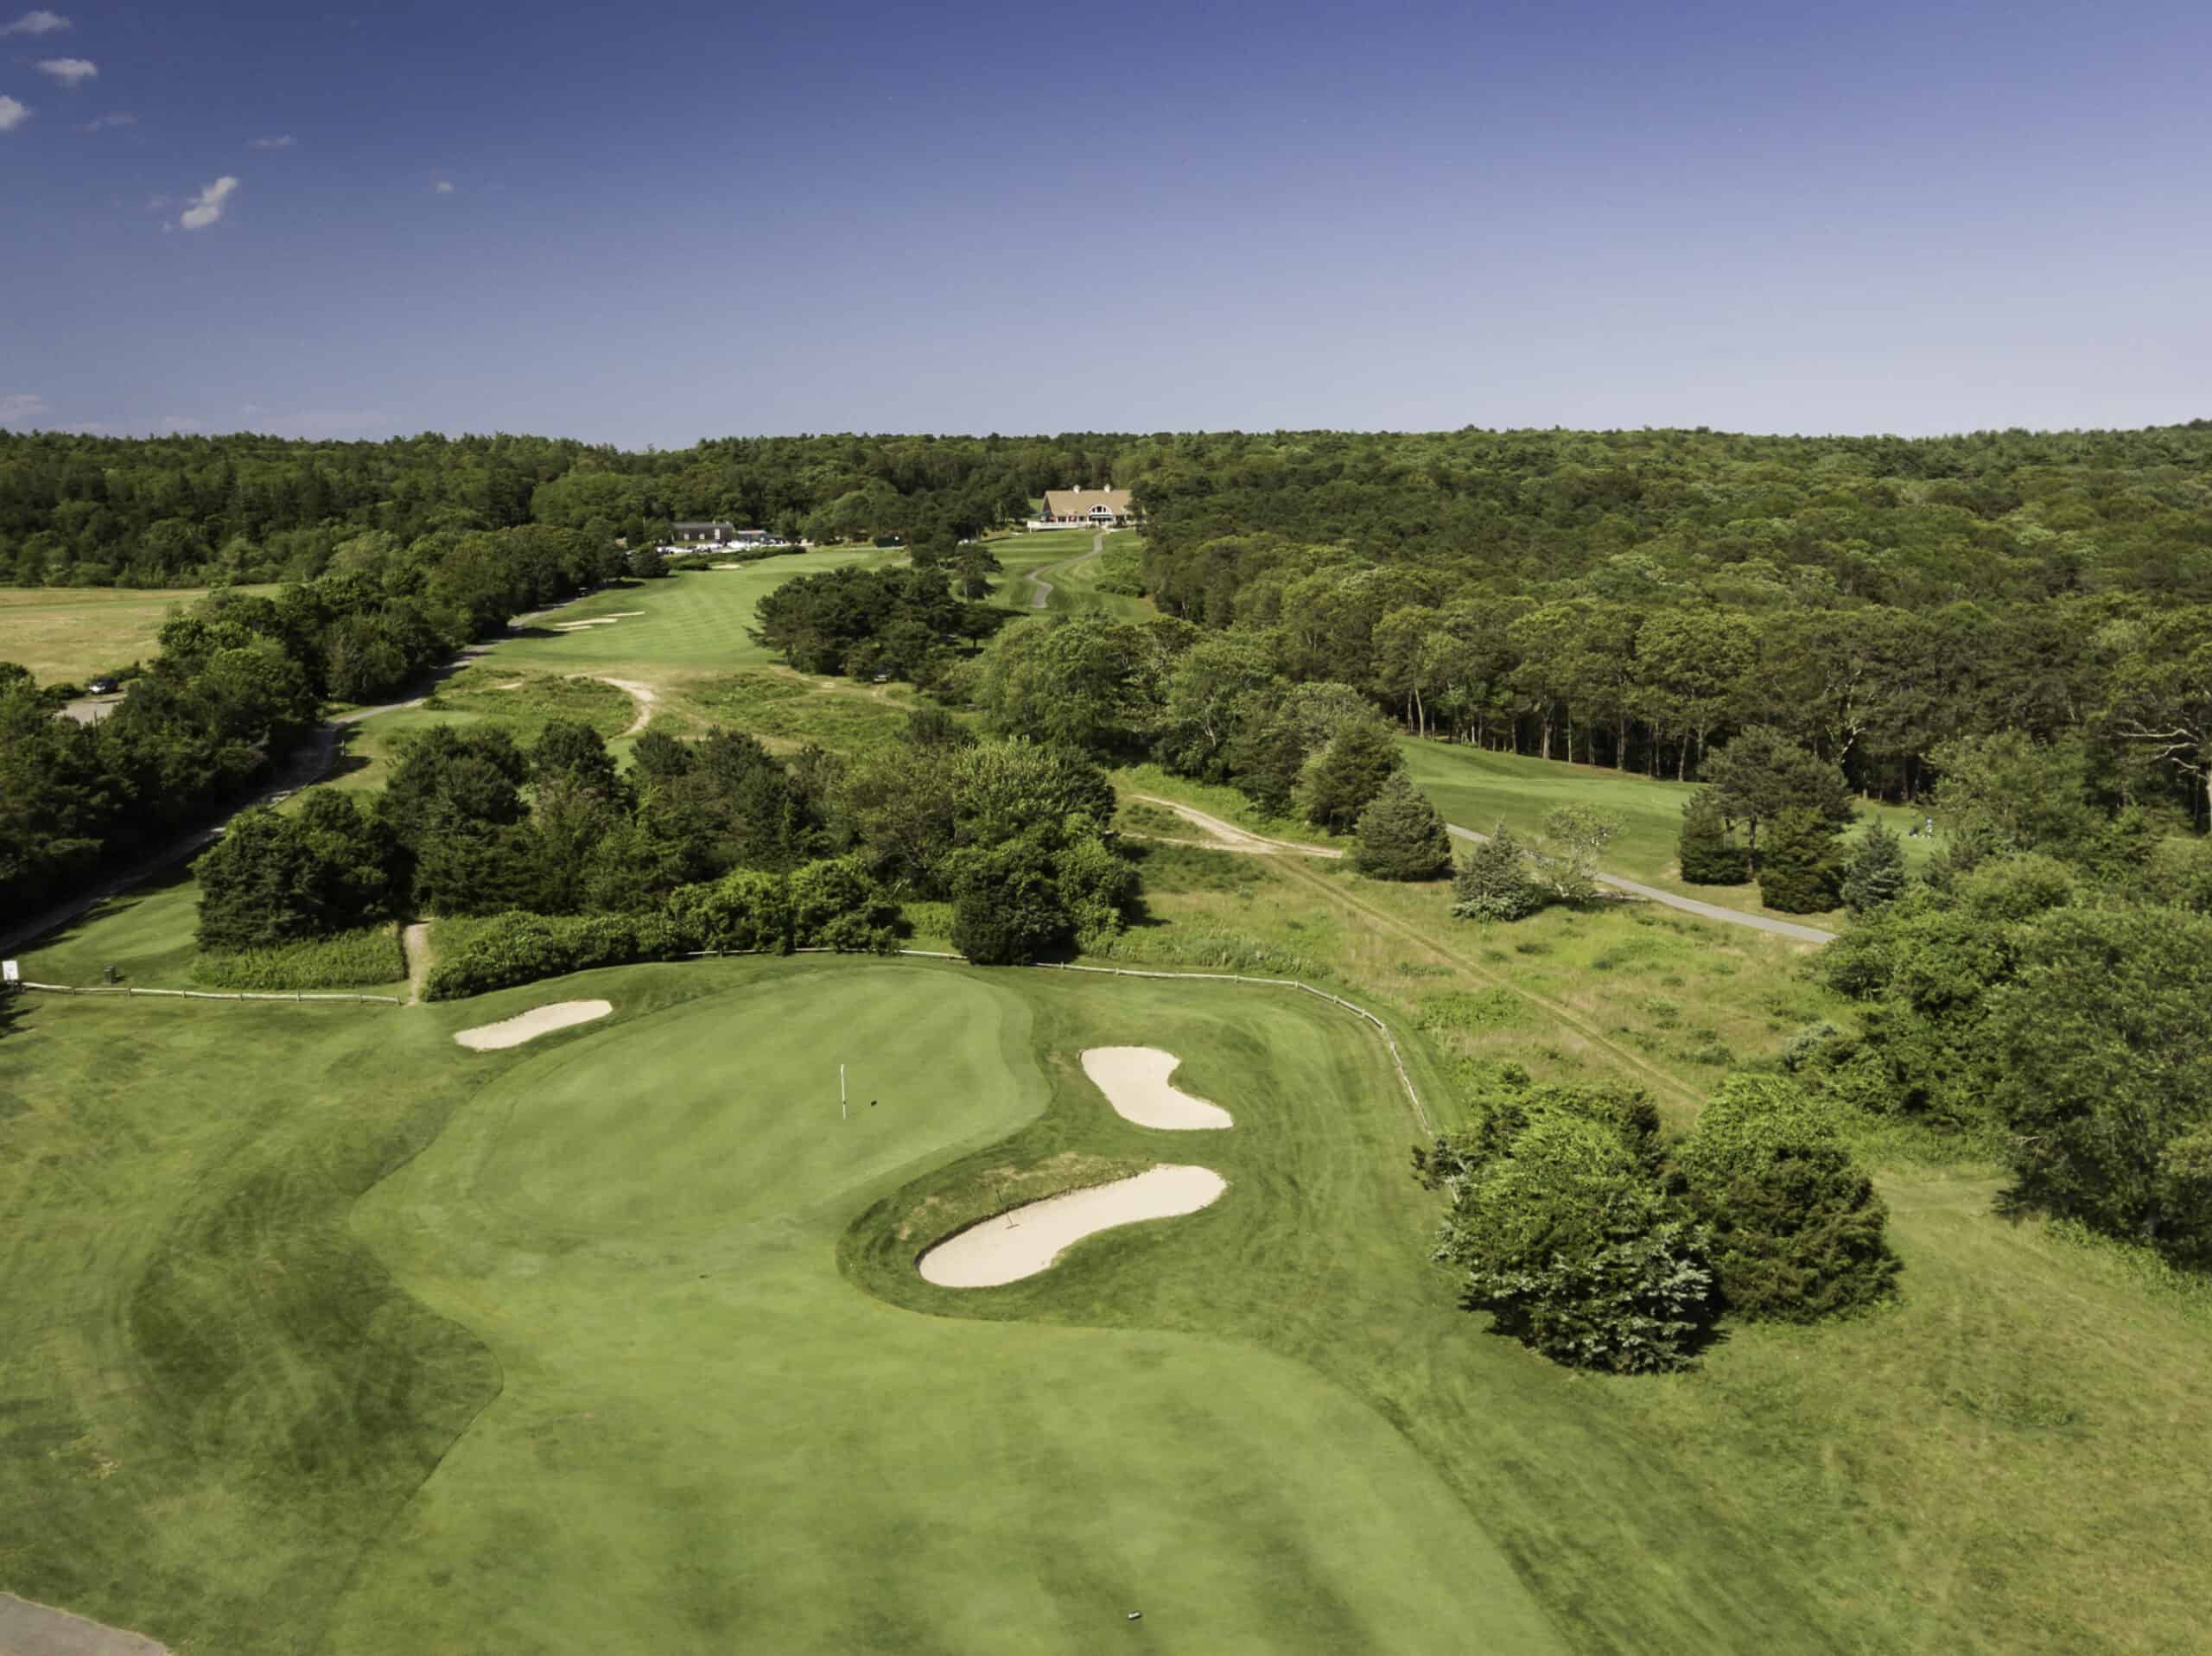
(575, 675), (657, 738)
(1128, 795), (1344, 858)
(402, 922), (432, 1006)
(1027, 529), (1105, 611)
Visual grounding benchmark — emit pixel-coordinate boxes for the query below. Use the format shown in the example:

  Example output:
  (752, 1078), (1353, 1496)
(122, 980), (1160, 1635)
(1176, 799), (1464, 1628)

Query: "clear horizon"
(5, 0), (2209, 447)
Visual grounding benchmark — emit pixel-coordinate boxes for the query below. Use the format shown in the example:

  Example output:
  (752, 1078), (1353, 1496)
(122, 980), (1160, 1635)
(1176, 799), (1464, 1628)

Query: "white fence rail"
(17, 981), (403, 1005)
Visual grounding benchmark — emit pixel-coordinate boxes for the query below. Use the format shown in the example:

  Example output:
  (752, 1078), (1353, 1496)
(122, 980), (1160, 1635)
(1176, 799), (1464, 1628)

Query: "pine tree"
(1757, 807), (1844, 913)
(1677, 788), (1748, 885)
(1353, 774), (1453, 880)
(1452, 826), (1548, 921)
(1840, 822), (1908, 914)
(1295, 719), (1402, 833)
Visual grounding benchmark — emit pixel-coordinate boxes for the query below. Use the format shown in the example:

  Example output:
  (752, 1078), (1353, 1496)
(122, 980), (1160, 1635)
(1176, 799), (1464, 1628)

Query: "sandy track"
(1082, 1047), (1233, 1129)
(1128, 795), (1344, 858)
(0, 1592), (168, 1654)
(402, 922), (432, 1006)
(569, 675), (657, 738)
(454, 999), (613, 1050)
(917, 1164), (1227, 1287)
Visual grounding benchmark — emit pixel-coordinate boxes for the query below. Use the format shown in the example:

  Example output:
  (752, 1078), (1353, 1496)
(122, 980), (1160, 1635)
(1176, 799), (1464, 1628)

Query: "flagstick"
(841, 1063), (847, 1122)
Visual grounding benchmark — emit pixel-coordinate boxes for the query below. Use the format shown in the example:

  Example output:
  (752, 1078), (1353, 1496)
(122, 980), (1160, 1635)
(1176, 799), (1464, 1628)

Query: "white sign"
(2, 960), (16, 983)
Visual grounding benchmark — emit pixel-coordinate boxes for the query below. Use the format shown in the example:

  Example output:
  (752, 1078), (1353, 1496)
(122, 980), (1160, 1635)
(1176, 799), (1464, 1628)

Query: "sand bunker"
(552, 619), (620, 630)
(917, 1165), (1227, 1288)
(454, 999), (613, 1050)
(1082, 1047), (1233, 1130)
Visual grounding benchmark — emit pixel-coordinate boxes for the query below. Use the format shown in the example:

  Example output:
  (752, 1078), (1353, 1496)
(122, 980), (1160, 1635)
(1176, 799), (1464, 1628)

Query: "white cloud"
(0, 10), (69, 36)
(79, 110), (132, 131)
(178, 174), (238, 232)
(239, 402), (270, 416)
(0, 392), (51, 427)
(0, 96), (30, 132)
(36, 56), (96, 86)
(246, 133), (295, 150)
(433, 179), (454, 194)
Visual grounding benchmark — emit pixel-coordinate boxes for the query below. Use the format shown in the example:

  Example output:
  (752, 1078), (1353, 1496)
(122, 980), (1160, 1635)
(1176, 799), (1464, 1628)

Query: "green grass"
(20, 861), (203, 987)
(0, 960), (1557, 1653)
(495, 552), (894, 676)
(1400, 738), (1934, 921)
(1110, 763), (1355, 851)
(0, 584), (283, 685)
(190, 925), (408, 993)
(13, 544), (2212, 1652)
(9, 944), (2212, 1650)
(687, 670), (916, 756)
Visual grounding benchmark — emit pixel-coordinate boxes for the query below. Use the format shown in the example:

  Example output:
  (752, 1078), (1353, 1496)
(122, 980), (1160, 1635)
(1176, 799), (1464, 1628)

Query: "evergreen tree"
(1294, 718), (1402, 833)
(1758, 807), (1843, 913)
(1840, 822), (1908, 914)
(1677, 788), (1748, 885)
(1677, 1076), (1899, 1322)
(1353, 774), (1452, 880)
(1451, 825), (1548, 921)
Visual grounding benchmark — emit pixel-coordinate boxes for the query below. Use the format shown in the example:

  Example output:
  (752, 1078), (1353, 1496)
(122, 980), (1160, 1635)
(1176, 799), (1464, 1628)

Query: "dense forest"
(5, 422), (2210, 920)
(0, 430), (1126, 587)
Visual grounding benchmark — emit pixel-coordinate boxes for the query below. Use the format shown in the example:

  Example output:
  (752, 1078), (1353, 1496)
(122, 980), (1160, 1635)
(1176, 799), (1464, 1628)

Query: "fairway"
(0, 585), (283, 684)
(498, 547), (894, 675)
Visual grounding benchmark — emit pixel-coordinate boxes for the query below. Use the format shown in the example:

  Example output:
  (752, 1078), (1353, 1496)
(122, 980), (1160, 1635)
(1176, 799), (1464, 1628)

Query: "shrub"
(1676, 788), (1747, 885)
(787, 856), (900, 953)
(192, 925), (408, 991)
(949, 838), (1069, 965)
(1418, 1085), (1714, 1373)
(421, 910), (684, 999)
(1451, 827), (1547, 921)
(1677, 1075), (1899, 1322)
(665, 867), (792, 954)
(1353, 774), (1452, 880)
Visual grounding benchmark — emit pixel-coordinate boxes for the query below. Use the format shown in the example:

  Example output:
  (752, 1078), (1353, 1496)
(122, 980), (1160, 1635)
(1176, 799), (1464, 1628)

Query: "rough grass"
(686, 670), (912, 755)
(1110, 762), (1357, 849)
(190, 925), (408, 992)
(0, 584), (283, 685)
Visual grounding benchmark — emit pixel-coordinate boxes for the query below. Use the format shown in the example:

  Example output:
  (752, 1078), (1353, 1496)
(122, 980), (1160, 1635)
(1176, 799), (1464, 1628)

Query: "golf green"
(327, 961), (1561, 1653)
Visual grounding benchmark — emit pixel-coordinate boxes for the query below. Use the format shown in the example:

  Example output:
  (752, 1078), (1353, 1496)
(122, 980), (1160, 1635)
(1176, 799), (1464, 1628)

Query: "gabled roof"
(1041, 488), (1134, 517)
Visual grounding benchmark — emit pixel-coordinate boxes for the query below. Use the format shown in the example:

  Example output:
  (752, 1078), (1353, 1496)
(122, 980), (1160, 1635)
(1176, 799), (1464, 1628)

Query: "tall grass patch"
(191, 925), (407, 990)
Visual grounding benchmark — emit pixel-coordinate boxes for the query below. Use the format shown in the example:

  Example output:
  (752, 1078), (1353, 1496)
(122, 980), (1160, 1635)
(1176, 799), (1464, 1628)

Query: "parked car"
(87, 677), (119, 695)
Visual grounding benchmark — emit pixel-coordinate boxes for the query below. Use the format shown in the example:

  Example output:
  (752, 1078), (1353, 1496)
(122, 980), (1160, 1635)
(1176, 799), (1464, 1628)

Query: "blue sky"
(3, 0), (2209, 446)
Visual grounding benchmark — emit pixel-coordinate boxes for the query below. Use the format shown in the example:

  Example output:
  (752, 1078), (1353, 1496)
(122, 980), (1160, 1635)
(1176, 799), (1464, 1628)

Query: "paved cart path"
(1027, 529), (1105, 610)
(1125, 794), (1834, 944)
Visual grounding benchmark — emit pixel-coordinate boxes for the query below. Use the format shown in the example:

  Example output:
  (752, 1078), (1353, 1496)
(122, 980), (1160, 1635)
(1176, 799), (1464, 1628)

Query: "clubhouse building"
(1028, 487), (1137, 530)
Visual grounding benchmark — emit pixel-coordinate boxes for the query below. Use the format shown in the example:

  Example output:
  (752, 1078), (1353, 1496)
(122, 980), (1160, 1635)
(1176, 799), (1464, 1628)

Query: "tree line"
(1, 523), (620, 918)
(0, 429), (1126, 587)
(192, 709), (1141, 989)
